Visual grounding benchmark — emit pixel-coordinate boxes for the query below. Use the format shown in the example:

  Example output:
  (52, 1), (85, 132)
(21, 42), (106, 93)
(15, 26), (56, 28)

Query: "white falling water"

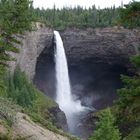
(54, 31), (86, 131)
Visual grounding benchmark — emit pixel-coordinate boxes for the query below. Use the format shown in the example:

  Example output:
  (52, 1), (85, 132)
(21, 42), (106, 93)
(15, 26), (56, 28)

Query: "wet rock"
(79, 111), (98, 139)
(48, 106), (68, 131)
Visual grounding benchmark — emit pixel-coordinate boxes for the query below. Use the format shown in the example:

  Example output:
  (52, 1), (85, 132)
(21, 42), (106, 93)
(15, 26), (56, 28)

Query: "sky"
(33, 0), (135, 9)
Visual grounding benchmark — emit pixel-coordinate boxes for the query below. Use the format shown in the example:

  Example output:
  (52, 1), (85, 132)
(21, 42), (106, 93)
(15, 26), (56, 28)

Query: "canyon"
(9, 26), (140, 138)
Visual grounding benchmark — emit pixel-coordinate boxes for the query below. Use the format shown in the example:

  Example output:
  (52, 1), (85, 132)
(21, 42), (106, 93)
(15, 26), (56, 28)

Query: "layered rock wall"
(9, 27), (140, 80)
(60, 27), (140, 66)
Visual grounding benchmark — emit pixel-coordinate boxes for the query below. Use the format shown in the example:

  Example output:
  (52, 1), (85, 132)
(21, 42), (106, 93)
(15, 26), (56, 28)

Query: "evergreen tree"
(6, 66), (37, 107)
(117, 53), (140, 123)
(0, 0), (32, 92)
(119, 1), (140, 27)
(32, 5), (120, 29)
(116, 0), (140, 125)
(0, 0), (32, 56)
(89, 108), (121, 140)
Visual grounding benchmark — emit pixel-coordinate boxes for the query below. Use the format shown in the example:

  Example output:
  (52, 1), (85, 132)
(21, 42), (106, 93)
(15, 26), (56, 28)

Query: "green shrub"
(1, 67), (78, 140)
(0, 98), (21, 126)
(6, 66), (37, 108)
(89, 108), (121, 140)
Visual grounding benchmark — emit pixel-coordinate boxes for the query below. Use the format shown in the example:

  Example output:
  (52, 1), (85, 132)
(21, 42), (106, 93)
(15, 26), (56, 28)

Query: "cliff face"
(9, 27), (53, 80)
(60, 27), (140, 67)
(9, 27), (140, 80)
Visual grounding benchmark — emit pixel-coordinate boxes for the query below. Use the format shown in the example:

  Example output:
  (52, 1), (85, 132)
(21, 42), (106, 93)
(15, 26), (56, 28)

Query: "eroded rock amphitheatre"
(10, 27), (140, 79)
(9, 26), (140, 139)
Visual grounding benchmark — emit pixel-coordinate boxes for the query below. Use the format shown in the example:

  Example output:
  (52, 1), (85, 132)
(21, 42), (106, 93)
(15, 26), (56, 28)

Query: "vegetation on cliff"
(89, 108), (121, 140)
(0, 66), (57, 138)
(0, 0), (33, 91)
(0, 66), (78, 140)
(115, 1), (140, 138)
(115, 53), (140, 139)
(0, 1), (34, 135)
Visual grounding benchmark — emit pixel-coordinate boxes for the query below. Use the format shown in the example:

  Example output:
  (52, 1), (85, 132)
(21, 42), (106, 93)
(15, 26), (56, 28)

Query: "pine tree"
(0, 0), (22, 62)
(0, 0), (32, 92)
(32, 5), (119, 29)
(119, 1), (140, 27)
(6, 66), (37, 107)
(117, 53), (140, 123)
(89, 108), (121, 140)
(13, 0), (33, 33)
(116, 1), (140, 119)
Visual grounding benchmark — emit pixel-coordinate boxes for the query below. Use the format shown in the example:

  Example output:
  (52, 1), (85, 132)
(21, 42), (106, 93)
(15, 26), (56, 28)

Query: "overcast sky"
(33, 0), (135, 9)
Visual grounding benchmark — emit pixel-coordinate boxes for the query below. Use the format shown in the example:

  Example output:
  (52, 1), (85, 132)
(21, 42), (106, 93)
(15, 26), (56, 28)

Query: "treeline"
(32, 5), (120, 29)
(119, 1), (140, 27)
(32, 1), (140, 29)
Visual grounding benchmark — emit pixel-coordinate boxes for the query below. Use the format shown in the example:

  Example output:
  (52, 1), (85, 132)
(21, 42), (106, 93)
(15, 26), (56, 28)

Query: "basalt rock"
(10, 27), (140, 80)
(48, 107), (68, 131)
(59, 27), (140, 67)
(35, 27), (140, 102)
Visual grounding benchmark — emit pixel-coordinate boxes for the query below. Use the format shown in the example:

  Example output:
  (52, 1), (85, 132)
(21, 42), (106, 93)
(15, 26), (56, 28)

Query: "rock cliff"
(60, 27), (140, 67)
(8, 27), (140, 139)
(9, 27), (140, 80)
(9, 27), (53, 80)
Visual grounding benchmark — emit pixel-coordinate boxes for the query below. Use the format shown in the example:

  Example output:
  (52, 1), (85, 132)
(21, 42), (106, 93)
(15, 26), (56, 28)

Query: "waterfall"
(54, 31), (86, 132)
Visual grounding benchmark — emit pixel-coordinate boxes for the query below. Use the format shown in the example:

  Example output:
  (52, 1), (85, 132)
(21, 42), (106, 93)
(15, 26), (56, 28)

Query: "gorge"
(10, 26), (140, 139)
